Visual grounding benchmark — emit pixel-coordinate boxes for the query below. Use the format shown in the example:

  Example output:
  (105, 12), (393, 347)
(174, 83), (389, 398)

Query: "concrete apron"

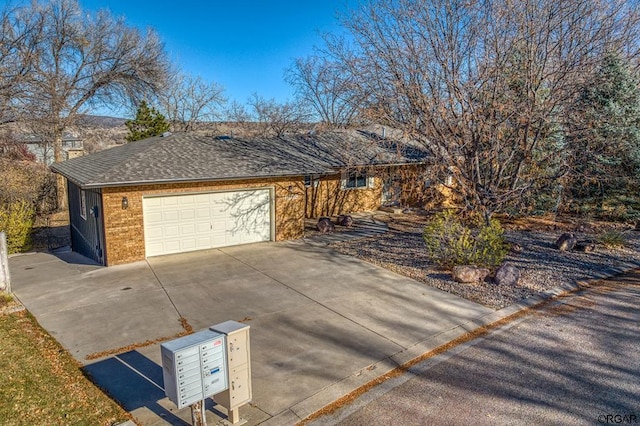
(10, 241), (495, 425)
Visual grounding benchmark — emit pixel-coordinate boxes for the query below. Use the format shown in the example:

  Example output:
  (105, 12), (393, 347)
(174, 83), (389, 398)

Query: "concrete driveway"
(10, 240), (496, 425)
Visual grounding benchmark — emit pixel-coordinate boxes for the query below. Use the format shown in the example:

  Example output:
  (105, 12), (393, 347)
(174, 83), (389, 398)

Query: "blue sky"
(80, 0), (349, 112)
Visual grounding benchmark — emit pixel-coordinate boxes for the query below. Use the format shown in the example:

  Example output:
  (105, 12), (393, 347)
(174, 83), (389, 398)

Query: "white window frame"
(79, 190), (87, 220)
(342, 170), (373, 190)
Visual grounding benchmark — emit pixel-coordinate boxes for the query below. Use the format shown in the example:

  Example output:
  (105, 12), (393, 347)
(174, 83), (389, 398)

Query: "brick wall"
(101, 177), (305, 265)
(305, 173), (383, 218)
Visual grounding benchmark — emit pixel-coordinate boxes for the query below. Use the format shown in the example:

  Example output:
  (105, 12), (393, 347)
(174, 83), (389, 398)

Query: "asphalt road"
(311, 272), (640, 426)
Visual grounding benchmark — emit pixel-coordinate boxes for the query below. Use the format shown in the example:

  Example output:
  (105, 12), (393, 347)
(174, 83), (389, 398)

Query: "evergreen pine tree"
(125, 101), (170, 142)
(566, 53), (640, 216)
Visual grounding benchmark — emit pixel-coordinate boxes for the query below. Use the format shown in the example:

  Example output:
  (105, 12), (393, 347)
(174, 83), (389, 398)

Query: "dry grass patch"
(0, 310), (130, 425)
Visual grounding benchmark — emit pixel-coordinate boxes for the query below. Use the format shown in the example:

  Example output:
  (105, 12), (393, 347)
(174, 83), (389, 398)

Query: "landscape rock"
(338, 215), (354, 227)
(508, 241), (524, 254)
(316, 217), (335, 234)
(452, 265), (490, 283)
(555, 232), (577, 251)
(494, 262), (520, 286)
(574, 240), (596, 253)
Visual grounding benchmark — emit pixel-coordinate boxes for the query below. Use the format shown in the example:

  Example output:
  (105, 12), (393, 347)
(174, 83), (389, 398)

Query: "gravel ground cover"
(329, 214), (640, 309)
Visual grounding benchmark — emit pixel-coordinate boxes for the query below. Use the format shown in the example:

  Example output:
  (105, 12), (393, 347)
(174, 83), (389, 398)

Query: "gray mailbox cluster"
(161, 321), (252, 423)
(161, 329), (228, 409)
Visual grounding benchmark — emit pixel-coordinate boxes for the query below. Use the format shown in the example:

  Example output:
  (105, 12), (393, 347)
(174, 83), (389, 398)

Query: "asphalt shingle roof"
(51, 130), (430, 188)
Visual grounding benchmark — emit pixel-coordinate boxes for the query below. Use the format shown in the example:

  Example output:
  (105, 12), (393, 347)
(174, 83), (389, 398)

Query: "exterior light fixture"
(122, 196), (128, 209)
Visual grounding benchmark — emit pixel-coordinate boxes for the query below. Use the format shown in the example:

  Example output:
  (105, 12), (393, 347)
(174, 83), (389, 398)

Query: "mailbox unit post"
(210, 321), (252, 424)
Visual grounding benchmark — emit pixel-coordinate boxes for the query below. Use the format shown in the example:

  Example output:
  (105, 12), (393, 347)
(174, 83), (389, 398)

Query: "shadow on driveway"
(10, 241), (495, 425)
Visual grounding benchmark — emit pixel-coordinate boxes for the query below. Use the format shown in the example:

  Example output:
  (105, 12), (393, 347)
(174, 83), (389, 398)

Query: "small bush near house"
(0, 159), (57, 214)
(0, 159), (57, 253)
(423, 210), (508, 269)
(596, 229), (627, 248)
(0, 200), (35, 253)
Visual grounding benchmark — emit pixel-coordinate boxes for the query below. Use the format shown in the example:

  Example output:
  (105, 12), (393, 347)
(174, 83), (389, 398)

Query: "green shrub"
(596, 229), (627, 248)
(0, 293), (12, 307)
(423, 210), (508, 268)
(0, 199), (35, 253)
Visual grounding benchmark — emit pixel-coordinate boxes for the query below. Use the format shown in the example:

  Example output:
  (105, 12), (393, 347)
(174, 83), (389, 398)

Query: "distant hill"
(77, 114), (127, 128)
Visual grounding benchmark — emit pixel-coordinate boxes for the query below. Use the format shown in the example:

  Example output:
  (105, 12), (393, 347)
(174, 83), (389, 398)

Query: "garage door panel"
(196, 207), (211, 218)
(196, 222), (211, 233)
(180, 223), (196, 235)
(162, 210), (180, 221)
(146, 211), (163, 222)
(162, 197), (180, 207)
(180, 209), (196, 220)
(212, 235), (226, 246)
(163, 225), (180, 237)
(145, 197), (162, 208)
(181, 238), (196, 250)
(145, 227), (165, 239)
(163, 239), (181, 251)
(212, 219), (226, 230)
(144, 189), (271, 257)
(197, 236), (213, 247)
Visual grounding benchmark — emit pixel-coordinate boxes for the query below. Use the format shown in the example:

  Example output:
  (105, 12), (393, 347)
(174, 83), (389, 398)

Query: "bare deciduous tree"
(328, 0), (640, 219)
(0, 3), (43, 122)
(16, 0), (170, 207)
(158, 73), (226, 132)
(286, 53), (361, 128)
(247, 93), (311, 137)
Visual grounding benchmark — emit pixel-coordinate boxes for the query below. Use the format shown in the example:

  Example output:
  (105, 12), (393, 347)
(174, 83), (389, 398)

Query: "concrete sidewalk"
(10, 240), (503, 425)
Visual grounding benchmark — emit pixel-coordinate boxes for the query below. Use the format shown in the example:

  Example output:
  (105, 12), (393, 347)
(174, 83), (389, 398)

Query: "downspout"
(91, 205), (104, 265)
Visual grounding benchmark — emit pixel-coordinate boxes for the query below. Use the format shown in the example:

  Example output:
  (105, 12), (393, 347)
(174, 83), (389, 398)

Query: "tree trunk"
(53, 127), (67, 210)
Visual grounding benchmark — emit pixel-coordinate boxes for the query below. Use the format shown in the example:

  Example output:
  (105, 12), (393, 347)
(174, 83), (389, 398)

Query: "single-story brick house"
(51, 129), (430, 266)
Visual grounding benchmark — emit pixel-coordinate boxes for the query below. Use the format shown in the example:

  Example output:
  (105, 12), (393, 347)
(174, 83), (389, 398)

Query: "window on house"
(342, 170), (371, 189)
(304, 175), (319, 188)
(79, 190), (87, 220)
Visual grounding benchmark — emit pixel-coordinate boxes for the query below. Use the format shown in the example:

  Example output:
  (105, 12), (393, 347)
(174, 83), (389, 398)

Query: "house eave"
(55, 171), (331, 190)
(52, 160), (430, 190)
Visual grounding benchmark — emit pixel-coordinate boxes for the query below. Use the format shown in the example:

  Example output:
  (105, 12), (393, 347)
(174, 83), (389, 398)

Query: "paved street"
(311, 273), (640, 426)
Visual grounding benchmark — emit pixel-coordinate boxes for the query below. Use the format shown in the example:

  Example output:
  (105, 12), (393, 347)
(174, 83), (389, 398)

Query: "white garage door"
(143, 189), (272, 257)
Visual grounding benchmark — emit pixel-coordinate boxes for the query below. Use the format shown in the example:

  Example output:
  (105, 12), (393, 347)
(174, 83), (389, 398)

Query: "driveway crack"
(146, 259), (184, 323)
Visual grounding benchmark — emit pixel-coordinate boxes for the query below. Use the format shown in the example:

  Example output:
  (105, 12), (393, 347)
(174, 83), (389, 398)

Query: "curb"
(277, 259), (640, 425)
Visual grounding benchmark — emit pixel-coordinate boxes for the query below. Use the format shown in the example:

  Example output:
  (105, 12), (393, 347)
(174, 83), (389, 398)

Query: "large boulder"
(494, 262), (520, 286)
(316, 217), (335, 234)
(555, 232), (577, 251)
(452, 265), (490, 283)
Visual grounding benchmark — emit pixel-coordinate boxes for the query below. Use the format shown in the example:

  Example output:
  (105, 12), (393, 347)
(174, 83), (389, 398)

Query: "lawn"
(0, 303), (130, 425)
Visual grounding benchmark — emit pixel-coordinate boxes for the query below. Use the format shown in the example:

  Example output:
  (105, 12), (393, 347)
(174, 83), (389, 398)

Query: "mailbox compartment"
(210, 321), (252, 411)
(161, 329), (228, 409)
